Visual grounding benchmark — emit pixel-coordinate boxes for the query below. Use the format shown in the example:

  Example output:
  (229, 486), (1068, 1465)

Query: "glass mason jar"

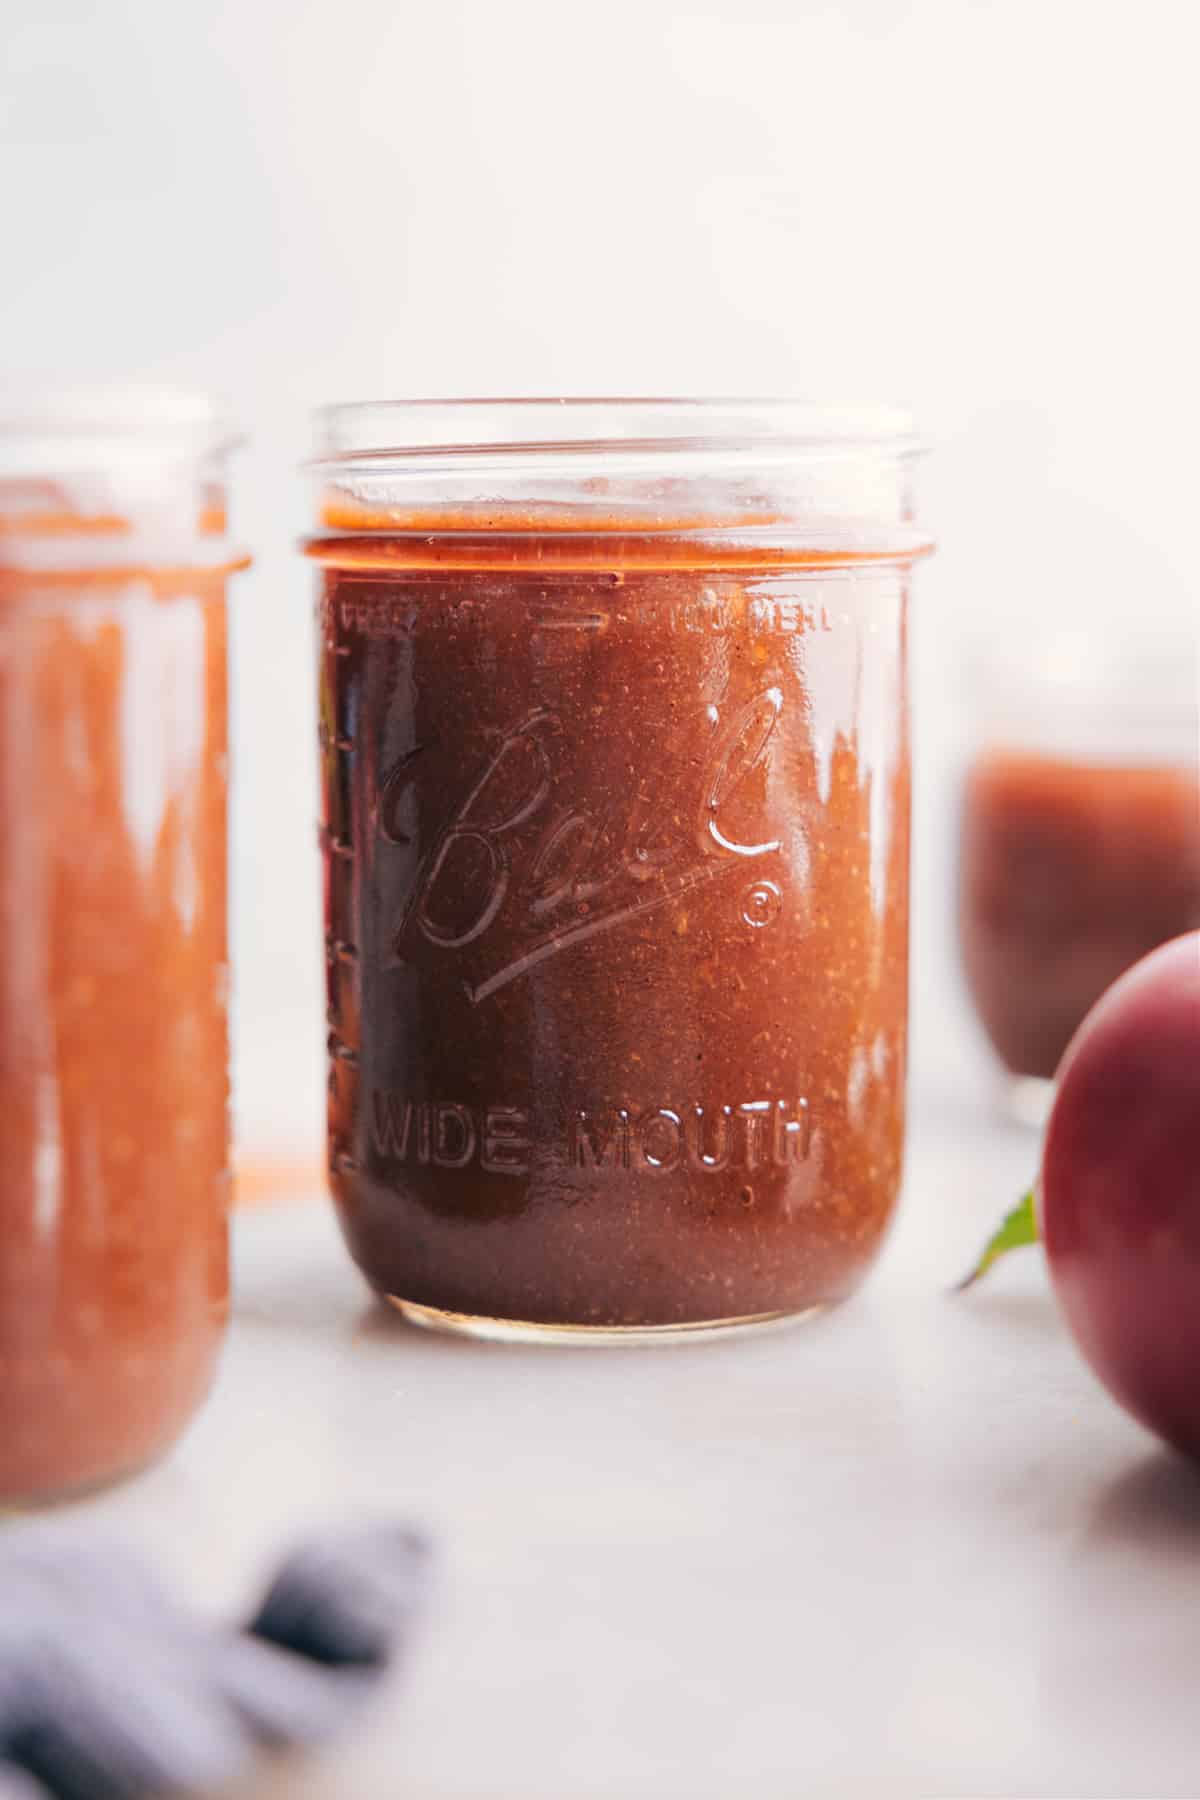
(958, 626), (1200, 1125)
(308, 400), (931, 1340)
(0, 389), (243, 1500)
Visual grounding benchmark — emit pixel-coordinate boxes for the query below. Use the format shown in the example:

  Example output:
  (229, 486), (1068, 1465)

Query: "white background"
(1, 0), (1196, 1152)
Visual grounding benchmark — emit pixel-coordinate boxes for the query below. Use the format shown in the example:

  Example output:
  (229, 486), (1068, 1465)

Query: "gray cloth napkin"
(0, 1524), (430, 1799)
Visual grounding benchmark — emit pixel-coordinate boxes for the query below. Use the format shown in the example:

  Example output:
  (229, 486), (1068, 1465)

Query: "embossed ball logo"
(380, 687), (786, 1001)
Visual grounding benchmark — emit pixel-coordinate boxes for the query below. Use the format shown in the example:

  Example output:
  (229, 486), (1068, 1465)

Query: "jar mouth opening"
(310, 396), (924, 468)
(962, 631), (1200, 761)
(0, 384), (242, 472)
(0, 386), (244, 574)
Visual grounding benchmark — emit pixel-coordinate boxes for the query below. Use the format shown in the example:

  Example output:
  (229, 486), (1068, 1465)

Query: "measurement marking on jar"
(531, 610), (609, 632)
(318, 824), (355, 858)
(337, 596), (418, 637)
(318, 725), (357, 754)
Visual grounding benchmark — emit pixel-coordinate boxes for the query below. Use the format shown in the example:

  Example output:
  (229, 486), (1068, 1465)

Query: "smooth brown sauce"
(315, 524), (913, 1326)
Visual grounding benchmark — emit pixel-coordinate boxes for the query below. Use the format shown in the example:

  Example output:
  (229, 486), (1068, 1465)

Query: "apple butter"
(960, 750), (1200, 1080)
(0, 392), (241, 1499)
(309, 400), (930, 1336)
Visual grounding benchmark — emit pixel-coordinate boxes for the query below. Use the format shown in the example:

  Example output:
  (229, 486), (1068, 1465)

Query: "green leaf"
(953, 1189), (1038, 1291)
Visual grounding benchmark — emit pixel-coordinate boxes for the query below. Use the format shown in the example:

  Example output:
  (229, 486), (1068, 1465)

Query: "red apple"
(1039, 931), (1200, 1458)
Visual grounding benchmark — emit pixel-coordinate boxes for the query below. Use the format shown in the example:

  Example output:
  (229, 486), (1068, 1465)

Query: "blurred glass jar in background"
(957, 629), (1200, 1124)
(0, 390), (244, 1501)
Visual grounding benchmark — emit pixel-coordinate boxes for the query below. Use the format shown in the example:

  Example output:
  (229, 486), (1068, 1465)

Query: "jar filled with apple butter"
(0, 390), (244, 1500)
(308, 400), (931, 1339)
(958, 629), (1200, 1123)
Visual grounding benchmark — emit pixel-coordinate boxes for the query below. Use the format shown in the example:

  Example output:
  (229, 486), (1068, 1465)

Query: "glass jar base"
(2, 1446), (167, 1512)
(999, 1072), (1056, 1131)
(388, 1296), (828, 1346)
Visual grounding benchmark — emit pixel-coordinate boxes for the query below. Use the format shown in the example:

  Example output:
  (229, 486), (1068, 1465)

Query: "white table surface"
(77, 1094), (1200, 1800)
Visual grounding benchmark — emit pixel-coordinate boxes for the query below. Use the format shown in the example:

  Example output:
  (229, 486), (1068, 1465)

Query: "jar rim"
(962, 626), (1200, 743)
(0, 384), (241, 470)
(0, 385), (244, 575)
(310, 396), (923, 467)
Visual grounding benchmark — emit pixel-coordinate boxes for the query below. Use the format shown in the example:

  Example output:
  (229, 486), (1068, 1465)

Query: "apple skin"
(1039, 931), (1200, 1459)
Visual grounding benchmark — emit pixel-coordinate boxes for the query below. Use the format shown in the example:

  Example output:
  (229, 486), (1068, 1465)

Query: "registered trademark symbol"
(740, 878), (782, 928)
